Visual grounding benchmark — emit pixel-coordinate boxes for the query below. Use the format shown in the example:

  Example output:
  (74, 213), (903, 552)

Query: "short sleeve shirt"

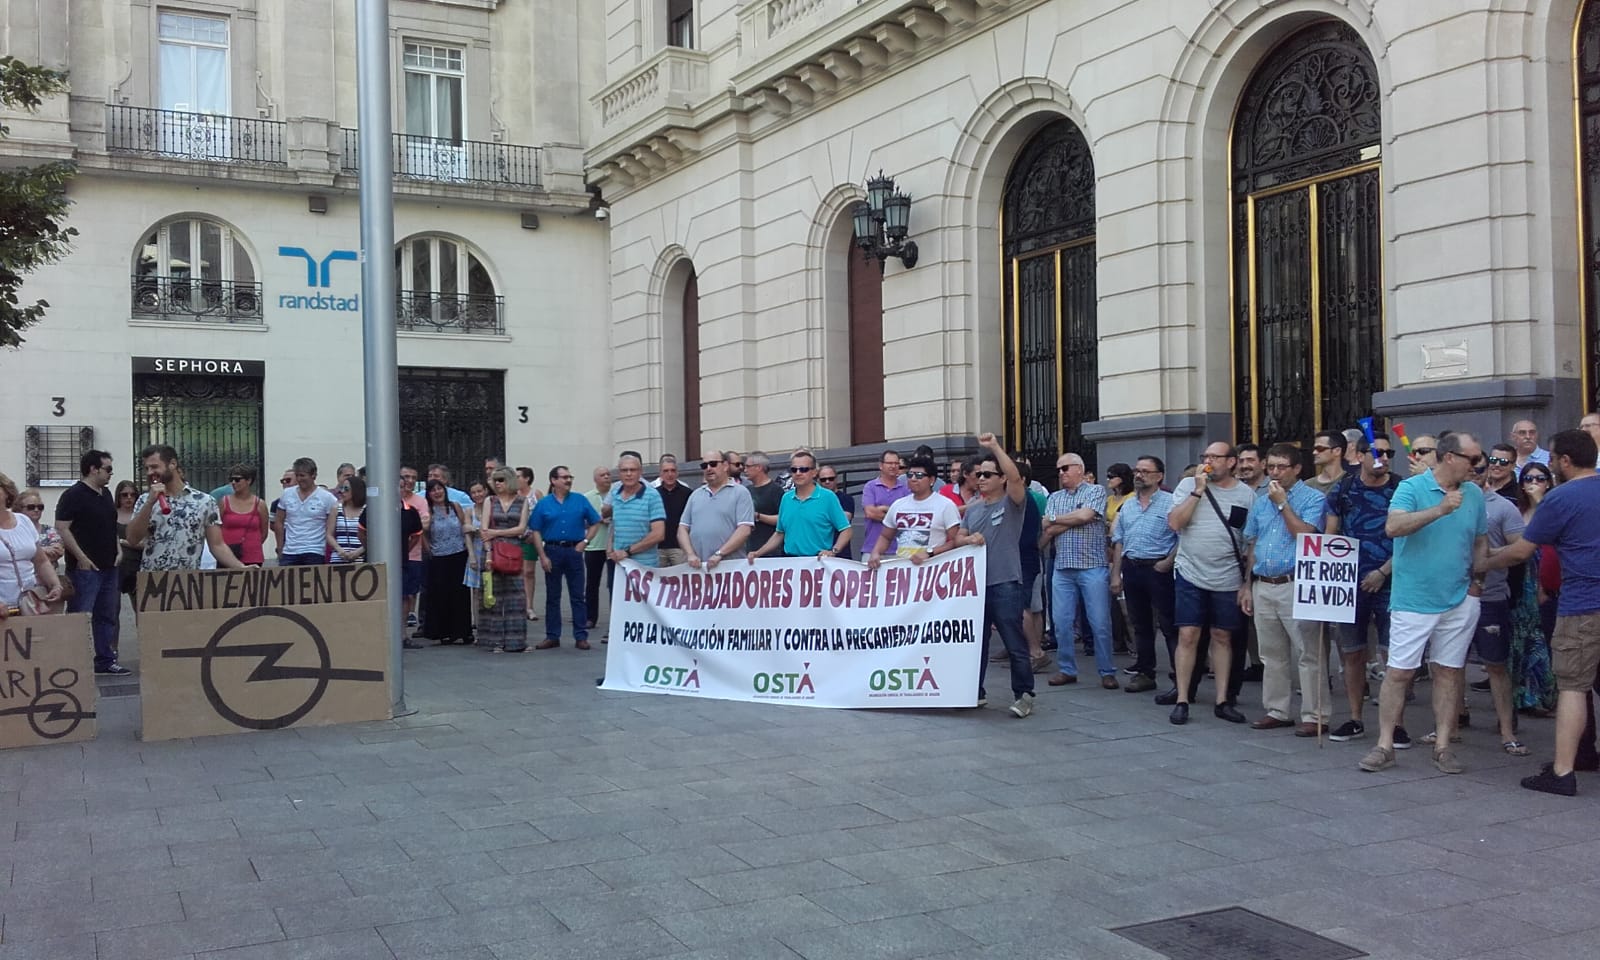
(584, 489), (612, 551)
(776, 487), (851, 557)
(277, 486), (338, 555)
(1045, 483), (1109, 569)
(748, 482), (785, 553)
(530, 492), (601, 542)
(401, 493), (429, 560)
(1111, 491), (1177, 560)
(132, 486), (220, 571)
(1522, 475), (1600, 616)
(54, 480), (118, 571)
(881, 493), (962, 557)
(1171, 477), (1255, 592)
(1242, 482), (1328, 577)
(1389, 472), (1488, 614)
(1481, 492), (1525, 602)
(611, 483), (667, 567)
(961, 494), (1024, 586)
(680, 482), (755, 560)
(861, 477), (911, 555)
(1328, 473), (1400, 578)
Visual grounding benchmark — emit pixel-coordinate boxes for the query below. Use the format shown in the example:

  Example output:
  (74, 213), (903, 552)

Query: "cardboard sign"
(0, 613), (97, 749)
(601, 547), (986, 708)
(1293, 534), (1359, 624)
(135, 565), (390, 741)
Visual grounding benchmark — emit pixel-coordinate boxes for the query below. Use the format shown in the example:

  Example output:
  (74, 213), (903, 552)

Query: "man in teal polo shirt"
(1360, 432), (1489, 776)
(748, 450), (851, 560)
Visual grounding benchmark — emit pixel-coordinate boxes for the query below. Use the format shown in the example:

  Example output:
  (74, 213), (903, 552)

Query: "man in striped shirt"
(1043, 453), (1117, 689)
(1110, 456), (1179, 694)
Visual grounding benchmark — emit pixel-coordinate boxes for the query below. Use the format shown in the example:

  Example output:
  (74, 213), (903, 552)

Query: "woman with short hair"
(0, 472), (64, 619)
(479, 468), (531, 652)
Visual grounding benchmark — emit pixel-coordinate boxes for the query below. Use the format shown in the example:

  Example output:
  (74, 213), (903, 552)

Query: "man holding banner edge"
(959, 433), (1036, 718)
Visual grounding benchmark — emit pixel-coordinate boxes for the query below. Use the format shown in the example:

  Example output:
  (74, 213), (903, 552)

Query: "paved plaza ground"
(4, 611), (1600, 960)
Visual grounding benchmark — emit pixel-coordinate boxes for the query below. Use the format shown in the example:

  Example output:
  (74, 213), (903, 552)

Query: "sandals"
(1419, 730), (1463, 745)
(1502, 740), (1530, 756)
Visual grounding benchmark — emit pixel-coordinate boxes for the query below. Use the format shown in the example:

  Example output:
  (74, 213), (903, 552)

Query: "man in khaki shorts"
(1479, 428), (1600, 796)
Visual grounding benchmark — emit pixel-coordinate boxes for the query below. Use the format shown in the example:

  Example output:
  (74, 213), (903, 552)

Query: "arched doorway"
(1001, 118), (1097, 474)
(661, 258), (700, 457)
(1231, 20), (1383, 445)
(1576, 0), (1600, 412)
(848, 241), (886, 445)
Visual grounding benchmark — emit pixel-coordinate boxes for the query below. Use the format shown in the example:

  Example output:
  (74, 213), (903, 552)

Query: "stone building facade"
(1, 0), (611, 499)
(591, 0), (1600, 476)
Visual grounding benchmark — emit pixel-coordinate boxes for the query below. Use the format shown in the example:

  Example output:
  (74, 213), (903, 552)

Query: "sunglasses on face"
(905, 471), (929, 480)
(700, 460), (722, 469)
(973, 470), (1000, 479)
(1412, 447), (1435, 457)
(229, 476), (246, 482)
(791, 465), (813, 474)
(19, 504), (43, 512)
(1370, 449), (1394, 459)
(818, 475), (837, 482)
(1524, 476), (1551, 485)
(1486, 456), (1512, 467)
(280, 478), (294, 486)
(1311, 445), (1332, 453)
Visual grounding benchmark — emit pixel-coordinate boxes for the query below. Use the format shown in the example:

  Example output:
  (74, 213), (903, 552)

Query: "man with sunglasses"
(1482, 443), (1524, 507)
(748, 450), (851, 560)
(815, 466), (855, 560)
(866, 456), (960, 566)
(679, 451), (754, 567)
(959, 433), (1036, 718)
(1304, 431), (1348, 496)
(56, 450), (129, 675)
(1043, 453), (1118, 689)
(1325, 434), (1403, 743)
(1360, 433), (1489, 776)
(1409, 435), (1438, 477)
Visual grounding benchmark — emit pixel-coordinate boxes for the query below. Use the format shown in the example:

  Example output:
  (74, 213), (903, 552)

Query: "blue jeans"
(1052, 566), (1115, 678)
(279, 552), (324, 567)
(545, 544), (588, 643)
(979, 580), (1032, 700)
(68, 568), (121, 670)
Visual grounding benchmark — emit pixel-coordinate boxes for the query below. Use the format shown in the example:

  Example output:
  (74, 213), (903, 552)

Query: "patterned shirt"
(1111, 490), (1178, 560)
(1327, 472), (1400, 579)
(611, 483), (666, 567)
(132, 486), (220, 571)
(1045, 482), (1109, 569)
(1242, 482), (1329, 577)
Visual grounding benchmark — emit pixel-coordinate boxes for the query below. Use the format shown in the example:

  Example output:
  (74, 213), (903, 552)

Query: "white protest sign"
(600, 546), (986, 708)
(1293, 533), (1358, 623)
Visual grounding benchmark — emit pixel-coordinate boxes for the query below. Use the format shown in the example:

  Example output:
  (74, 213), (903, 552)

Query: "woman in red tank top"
(220, 464), (268, 566)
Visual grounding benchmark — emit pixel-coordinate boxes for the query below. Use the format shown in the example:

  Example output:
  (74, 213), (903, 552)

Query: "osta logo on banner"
(642, 661), (701, 691)
(752, 663), (816, 701)
(867, 656), (941, 699)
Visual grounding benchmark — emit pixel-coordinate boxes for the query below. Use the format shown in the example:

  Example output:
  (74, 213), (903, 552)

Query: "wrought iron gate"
(398, 367), (505, 487)
(1002, 118), (1098, 478)
(132, 374), (264, 492)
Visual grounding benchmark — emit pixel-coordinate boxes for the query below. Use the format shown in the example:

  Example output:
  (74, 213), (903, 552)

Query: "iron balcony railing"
(341, 129), (542, 187)
(397, 291), (506, 335)
(106, 105), (286, 165)
(131, 276), (264, 324)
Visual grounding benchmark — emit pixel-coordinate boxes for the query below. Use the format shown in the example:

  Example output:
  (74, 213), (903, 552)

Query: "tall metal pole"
(355, 0), (406, 714)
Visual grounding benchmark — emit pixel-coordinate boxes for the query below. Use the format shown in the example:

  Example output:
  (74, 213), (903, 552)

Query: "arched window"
(848, 239), (886, 446)
(1231, 20), (1383, 444)
(1576, 0), (1600, 411)
(395, 234), (503, 333)
(1002, 118), (1097, 475)
(132, 216), (260, 323)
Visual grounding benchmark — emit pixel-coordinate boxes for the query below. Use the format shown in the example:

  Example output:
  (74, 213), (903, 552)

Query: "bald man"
(1511, 420), (1551, 470)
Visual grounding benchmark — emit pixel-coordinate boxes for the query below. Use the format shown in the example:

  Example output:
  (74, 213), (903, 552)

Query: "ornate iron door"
(1232, 21), (1383, 445)
(132, 374), (264, 492)
(1002, 119), (1098, 476)
(398, 368), (505, 486)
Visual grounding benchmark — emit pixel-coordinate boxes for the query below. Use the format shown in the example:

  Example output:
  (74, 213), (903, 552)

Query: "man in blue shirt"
(1110, 456), (1178, 694)
(605, 454), (666, 567)
(529, 465), (602, 649)
(427, 463), (474, 509)
(748, 450), (851, 559)
(1325, 434), (1402, 743)
(1240, 443), (1328, 734)
(1360, 433), (1488, 776)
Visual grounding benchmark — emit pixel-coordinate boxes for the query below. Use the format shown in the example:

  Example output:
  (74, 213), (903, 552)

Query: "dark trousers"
(280, 552), (324, 566)
(545, 544), (588, 642)
(979, 581), (1033, 701)
(422, 552), (472, 641)
(1191, 623), (1248, 703)
(585, 549), (614, 627)
(1123, 559), (1176, 680)
(68, 568), (121, 670)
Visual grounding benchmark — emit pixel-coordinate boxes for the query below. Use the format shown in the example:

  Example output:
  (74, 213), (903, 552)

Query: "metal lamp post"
(851, 170), (918, 272)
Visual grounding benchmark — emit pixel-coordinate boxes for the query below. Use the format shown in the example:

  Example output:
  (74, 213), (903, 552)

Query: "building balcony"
(596, 46), (711, 142)
(340, 131), (542, 188)
(131, 276), (264, 325)
(105, 105), (286, 166)
(397, 291), (506, 335)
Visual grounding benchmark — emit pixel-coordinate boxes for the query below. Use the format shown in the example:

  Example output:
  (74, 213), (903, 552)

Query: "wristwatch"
(711, 551), (722, 560)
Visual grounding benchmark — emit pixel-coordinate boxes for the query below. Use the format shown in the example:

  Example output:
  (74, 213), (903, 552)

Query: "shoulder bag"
(1201, 485), (1251, 582)
(2, 536), (64, 616)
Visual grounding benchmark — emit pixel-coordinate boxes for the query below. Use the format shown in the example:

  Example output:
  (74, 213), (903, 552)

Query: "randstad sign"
(277, 246), (360, 312)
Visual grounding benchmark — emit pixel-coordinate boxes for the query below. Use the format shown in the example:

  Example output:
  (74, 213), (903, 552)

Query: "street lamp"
(851, 170), (918, 271)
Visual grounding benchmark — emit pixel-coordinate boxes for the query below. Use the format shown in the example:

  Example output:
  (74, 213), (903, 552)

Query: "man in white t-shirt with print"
(273, 457), (338, 566)
(867, 455), (963, 567)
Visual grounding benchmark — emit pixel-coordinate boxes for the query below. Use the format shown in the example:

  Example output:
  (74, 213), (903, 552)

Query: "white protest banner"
(600, 545), (986, 708)
(1293, 533), (1358, 623)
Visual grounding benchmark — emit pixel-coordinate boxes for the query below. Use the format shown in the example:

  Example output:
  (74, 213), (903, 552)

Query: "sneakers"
(974, 696), (988, 708)
(1392, 726), (1413, 750)
(406, 612), (419, 628)
(1122, 665), (1141, 677)
(1328, 720), (1365, 741)
(1358, 745), (1396, 772)
(1432, 749), (1465, 775)
(95, 663), (132, 676)
(1522, 763), (1578, 796)
(1124, 675), (1156, 693)
(1009, 693), (1035, 718)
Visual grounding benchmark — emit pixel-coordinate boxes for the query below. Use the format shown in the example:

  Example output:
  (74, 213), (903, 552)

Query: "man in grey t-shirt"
(960, 433), (1036, 718)
(1473, 474), (1526, 752)
(1165, 441), (1255, 725)
(678, 450), (755, 566)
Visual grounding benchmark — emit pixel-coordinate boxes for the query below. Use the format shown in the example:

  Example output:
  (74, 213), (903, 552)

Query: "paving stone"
(688, 859), (866, 904)
(718, 829), (880, 869)
(374, 904), (565, 960)
(437, 864), (609, 912)
(482, 917), (677, 960)
(487, 834), (647, 873)
(824, 843), (996, 883)
(540, 878), (722, 931)
(0, 932), (99, 960)
(249, 841), (411, 881)
(178, 873), (353, 921)
(190, 928), (395, 960)
(654, 894), (848, 950)
(93, 909), (285, 960)
(274, 887), (456, 938)
(777, 914), (980, 960)
(584, 845), (752, 889)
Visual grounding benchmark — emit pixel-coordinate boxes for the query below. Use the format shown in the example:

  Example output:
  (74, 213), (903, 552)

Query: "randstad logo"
(643, 661), (700, 690)
(752, 662), (816, 699)
(867, 656), (940, 698)
(277, 246), (360, 312)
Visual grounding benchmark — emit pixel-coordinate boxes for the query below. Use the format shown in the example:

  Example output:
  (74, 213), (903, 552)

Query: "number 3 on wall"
(51, 397), (65, 417)
(518, 406), (529, 424)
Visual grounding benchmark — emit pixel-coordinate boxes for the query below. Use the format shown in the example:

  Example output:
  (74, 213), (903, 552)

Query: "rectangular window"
(402, 41), (465, 142)
(667, 0), (694, 49)
(158, 11), (229, 114)
(25, 426), (95, 488)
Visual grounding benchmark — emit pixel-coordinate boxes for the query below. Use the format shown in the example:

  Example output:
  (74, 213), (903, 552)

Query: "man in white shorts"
(1360, 432), (1489, 775)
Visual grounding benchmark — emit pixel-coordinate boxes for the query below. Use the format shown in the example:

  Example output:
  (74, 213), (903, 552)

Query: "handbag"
(3, 536), (64, 616)
(489, 538), (523, 575)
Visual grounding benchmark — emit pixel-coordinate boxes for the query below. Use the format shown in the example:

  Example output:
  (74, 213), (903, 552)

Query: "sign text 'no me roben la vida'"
(135, 564), (390, 741)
